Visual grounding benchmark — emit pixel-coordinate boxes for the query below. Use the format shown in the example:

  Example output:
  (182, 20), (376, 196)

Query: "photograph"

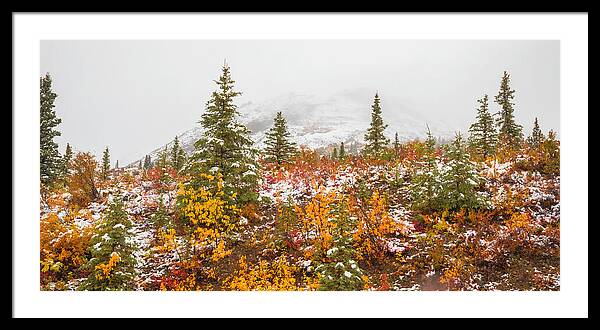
(38, 39), (561, 292)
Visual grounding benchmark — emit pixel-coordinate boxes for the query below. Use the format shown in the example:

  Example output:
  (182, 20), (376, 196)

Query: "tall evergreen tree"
(339, 142), (346, 160)
(79, 196), (137, 291)
(441, 132), (486, 211)
(332, 146), (338, 160)
(495, 71), (523, 149)
(40, 73), (62, 186)
(468, 94), (497, 159)
(394, 132), (400, 153)
(527, 117), (545, 149)
(101, 147), (110, 181)
(263, 111), (298, 165)
(170, 136), (187, 172)
(363, 93), (389, 157)
(188, 62), (259, 204)
(115, 160), (119, 169)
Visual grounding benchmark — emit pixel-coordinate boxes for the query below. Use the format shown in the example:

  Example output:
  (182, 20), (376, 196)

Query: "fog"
(40, 40), (559, 165)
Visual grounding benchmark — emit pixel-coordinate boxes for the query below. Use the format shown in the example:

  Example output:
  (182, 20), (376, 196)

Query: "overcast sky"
(40, 40), (559, 165)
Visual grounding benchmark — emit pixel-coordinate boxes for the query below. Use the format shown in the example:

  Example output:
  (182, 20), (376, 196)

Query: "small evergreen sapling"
(79, 196), (137, 290)
(527, 117), (545, 149)
(315, 199), (364, 291)
(440, 132), (487, 211)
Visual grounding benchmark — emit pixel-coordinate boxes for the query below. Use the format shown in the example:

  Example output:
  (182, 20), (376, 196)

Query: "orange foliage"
(67, 152), (99, 207)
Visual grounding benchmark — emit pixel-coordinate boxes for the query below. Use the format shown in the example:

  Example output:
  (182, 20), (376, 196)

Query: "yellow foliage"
(295, 186), (338, 260)
(352, 191), (400, 264)
(226, 256), (301, 291)
(178, 173), (240, 263)
(154, 228), (178, 254)
(94, 252), (121, 281)
(40, 210), (92, 283)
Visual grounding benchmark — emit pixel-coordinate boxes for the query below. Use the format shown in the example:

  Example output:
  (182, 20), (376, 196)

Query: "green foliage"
(264, 112), (298, 165)
(188, 63), (260, 205)
(61, 143), (73, 184)
(156, 146), (170, 170)
(363, 93), (390, 158)
(170, 136), (187, 172)
(527, 117), (545, 149)
(339, 142), (346, 160)
(541, 130), (560, 175)
(143, 155), (152, 170)
(40, 73), (62, 187)
(316, 199), (364, 291)
(332, 147), (338, 160)
(101, 147), (110, 181)
(441, 133), (487, 211)
(495, 71), (523, 150)
(79, 196), (137, 290)
(409, 128), (443, 212)
(151, 195), (172, 231)
(468, 94), (497, 160)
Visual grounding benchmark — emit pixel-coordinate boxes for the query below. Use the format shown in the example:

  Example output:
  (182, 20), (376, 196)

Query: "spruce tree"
(151, 195), (172, 231)
(143, 155), (151, 170)
(264, 111), (298, 165)
(170, 136), (187, 172)
(495, 71), (523, 150)
(62, 143), (73, 180)
(541, 130), (560, 175)
(115, 160), (119, 169)
(188, 63), (259, 204)
(394, 132), (400, 153)
(156, 146), (170, 169)
(409, 126), (442, 212)
(40, 73), (62, 186)
(441, 132), (486, 211)
(363, 93), (389, 157)
(101, 147), (110, 181)
(527, 117), (545, 149)
(339, 142), (346, 160)
(468, 94), (497, 160)
(332, 147), (338, 160)
(315, 199), (364, 291)
(79, 196), (137, 290)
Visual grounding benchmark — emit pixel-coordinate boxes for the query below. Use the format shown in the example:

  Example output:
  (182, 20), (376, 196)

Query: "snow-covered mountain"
(128, 91), (455, 167)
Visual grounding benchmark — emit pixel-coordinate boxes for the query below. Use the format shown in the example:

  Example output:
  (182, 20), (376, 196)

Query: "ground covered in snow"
(40, 151), (559, 291)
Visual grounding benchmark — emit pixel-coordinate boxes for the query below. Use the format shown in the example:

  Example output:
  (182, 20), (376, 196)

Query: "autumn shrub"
(40, 210), (92, 286)
(225, 255), (302, 291)
(177, 173), (239, 263)
(352, 190), (401, 265)
(67, 152), (99, 208)
(294, 186), (338, 261)
(159, 259), (202, 291)
(274, 196), (301, 251)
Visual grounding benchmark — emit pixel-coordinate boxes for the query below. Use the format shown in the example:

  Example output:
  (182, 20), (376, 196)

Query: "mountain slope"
(128, 91), (455, 167)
